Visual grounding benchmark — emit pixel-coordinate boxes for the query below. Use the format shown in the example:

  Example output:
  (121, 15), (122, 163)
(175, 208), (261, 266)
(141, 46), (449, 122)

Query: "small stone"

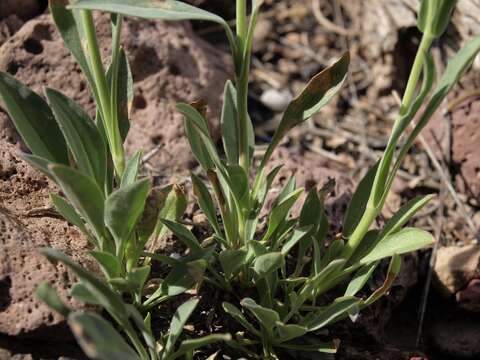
(434, 245), (480, 296)
(260, 88), (293, 112)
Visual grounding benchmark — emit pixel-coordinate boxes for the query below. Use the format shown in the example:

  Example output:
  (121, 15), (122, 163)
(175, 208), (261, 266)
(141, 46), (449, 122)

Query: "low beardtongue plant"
(0, 0), (477, 359)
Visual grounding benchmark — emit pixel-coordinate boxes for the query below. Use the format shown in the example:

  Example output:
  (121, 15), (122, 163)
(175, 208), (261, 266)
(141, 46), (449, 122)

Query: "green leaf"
(109, 47), (133, 142)
(160, 219), (202, 252)
(221, 80), (239, 164)
(381, 194), (434, 237)
(70, 283), (100, 305)
(262, 188), (303, 242)
(275, 322), (307, 343)
(45, 88), (107, 186)
(219, 249), (247, 278)
(105, 178), (150, 256)
(50, 0), (97, 98)
(342, 163), (378, 239)
(417, 0), (457, 38)
(71, 0), (228, 25)
(164, 298), (199, 356)
(392, 35), (480, 182)
(304, 296), (359, 331)
(179, 103), (218, 171)
(363, 254), (402, 306)
(191, 173), (221, 236)
(276, 340), (338, 353)
(0, 72), (68, 164)
(50, 194), (91, 240)
(170, 334), (232, 360)
(49, 164), (106, 241)
(241, 298), (280, 335)
(263, 52), (349, 162)
(344, 262), (378, 297)
(20, 154), (54, 179)
(90, 251), (121, 279)
(226, 164), (249, 202)
(127, 266), (151, 294)
(121, 150), (143, 188)
(282, 226), (311, 256)
(68, 311), (140, 360)
(360, 228), (434, 264)
(36, 282), (71, 317)
(40, 248), (128, 323)
(253, 252), (284, 278)
(222, 302), (260, 336)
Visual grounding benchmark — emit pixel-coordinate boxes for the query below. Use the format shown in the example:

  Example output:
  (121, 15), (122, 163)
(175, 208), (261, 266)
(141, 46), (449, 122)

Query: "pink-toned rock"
(0, 13), (230, 182)
(0, 139), (96, 339)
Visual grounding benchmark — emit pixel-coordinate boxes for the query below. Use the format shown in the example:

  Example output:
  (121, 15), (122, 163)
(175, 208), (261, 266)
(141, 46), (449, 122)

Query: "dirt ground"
(0, 0), (479, 359)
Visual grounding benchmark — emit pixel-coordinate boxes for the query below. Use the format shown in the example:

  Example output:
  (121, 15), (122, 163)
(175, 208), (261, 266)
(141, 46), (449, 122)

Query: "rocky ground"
(0, 0), (479, 359)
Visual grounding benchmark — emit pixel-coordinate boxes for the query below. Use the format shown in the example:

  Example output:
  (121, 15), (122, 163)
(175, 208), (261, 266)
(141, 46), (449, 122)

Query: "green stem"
(342, 32), (434, 259)
(398, 34), (434, 116)
(124, 322), (149, 360)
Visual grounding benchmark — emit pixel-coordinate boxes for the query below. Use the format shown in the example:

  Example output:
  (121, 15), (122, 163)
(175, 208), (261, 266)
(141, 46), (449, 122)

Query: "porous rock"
(0, 13), (230, 182)
(0, 139), (95, 339)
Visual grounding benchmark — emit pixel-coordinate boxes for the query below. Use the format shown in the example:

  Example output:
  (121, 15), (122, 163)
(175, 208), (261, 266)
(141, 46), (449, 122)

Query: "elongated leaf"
(277, 340), (338, 353)
(392, 35), (480, 182)
(222, 302), (260, 336)
(71, 0), (227, 25)
(70, 283), (100, 305)
(226, 164), (249, 203)
(362, 254), (401, 306)
(263, 188), (303, 242)
(264, 52), (349, 162)
(221, 81), (238, 164)
(381, 194), (434, 237)
(282, 226), (311, 256)
(68, 312), (139, 360)
(253, 252), (284, 278)
(149, 185), (188, 248)
(46, 88), (106, 186)
(106, 47), (133, 142)
(90, 251), (121, 279)
(417, 0), (457, 38)
(165, 298), (199, 356)
(161, 219), (202, 252)
(219, 249), (247, 278)
(36, 282), (71, 317)
(127, 266), (151, 294)
(344, 262), (378, 297)
(191, 173), (221, 236)
(304, 296), (359, 331)
(40, 248), (128, 323)
(275, 322), (307, 343)
(179, 102), (218, 171)
(50, 0), (96, 97)
(50, 194), (90, 239)
(360, 228), (434, 264)
(170, 334), (232, 360)
(121, 150), (143, 188)
(105, 178), (150, 255)
(20, 154), (54, 179)
(49, 165), (106, 240)
(0, 72), (68, 164)
(342, 163), (378, 238)
(241, 298), (280, 335)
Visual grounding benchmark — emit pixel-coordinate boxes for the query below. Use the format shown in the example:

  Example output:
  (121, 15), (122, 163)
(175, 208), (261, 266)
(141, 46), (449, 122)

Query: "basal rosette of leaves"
(0, 0), (478, 359)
